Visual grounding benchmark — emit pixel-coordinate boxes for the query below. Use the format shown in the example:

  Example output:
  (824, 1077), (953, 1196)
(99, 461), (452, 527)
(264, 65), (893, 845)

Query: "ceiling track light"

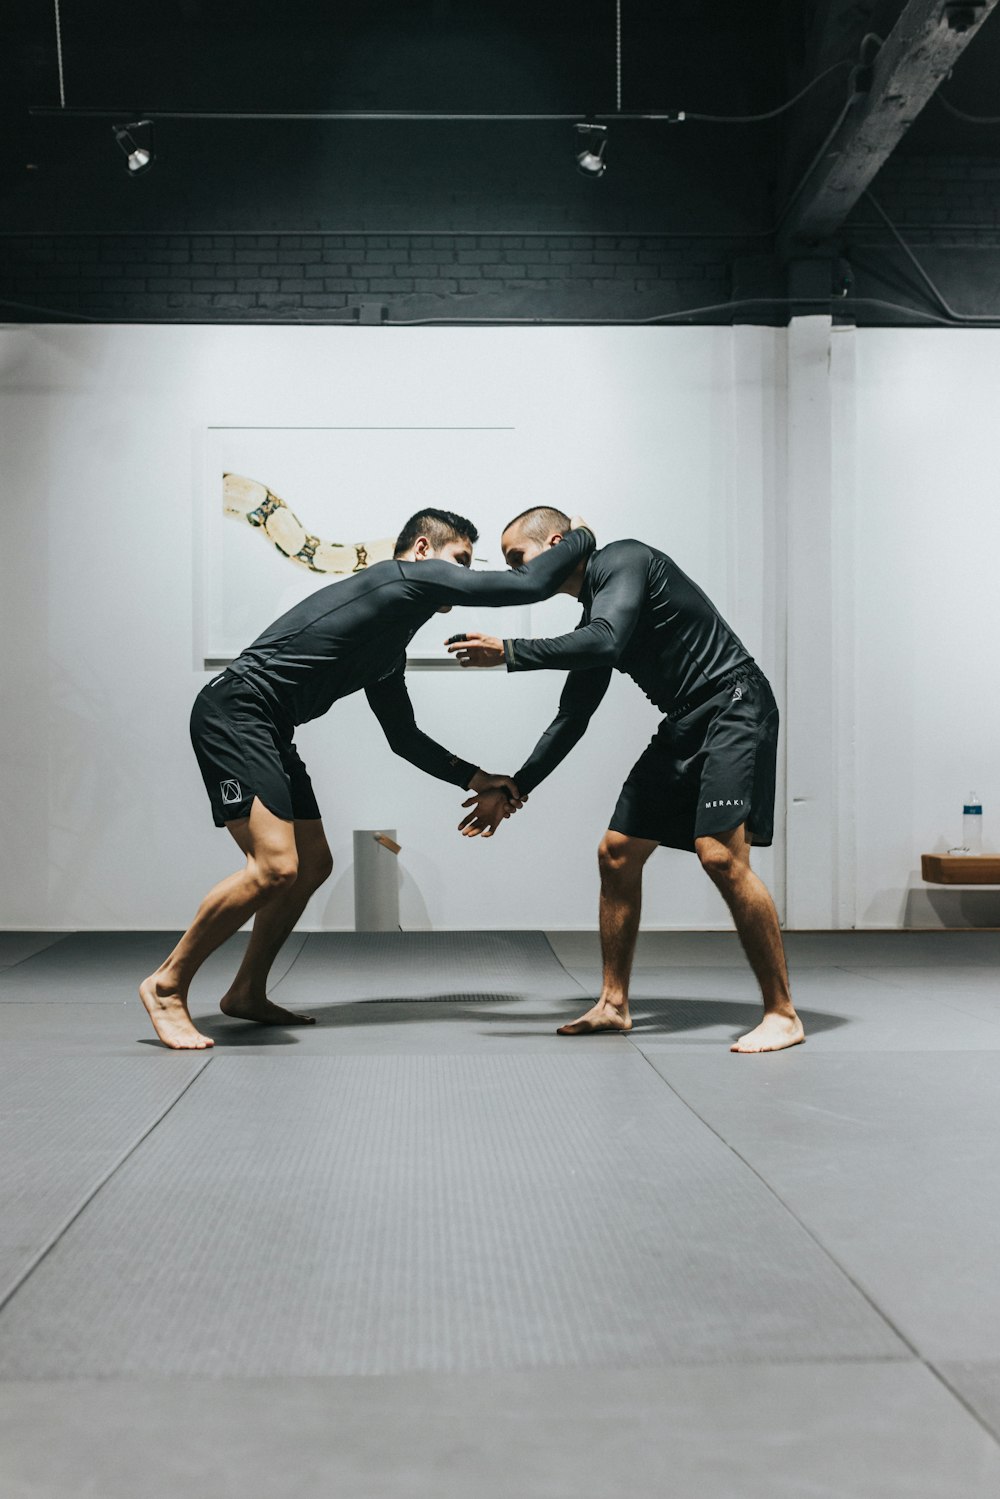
(113, 119), (154, 175)
(575, 121), (608, 177)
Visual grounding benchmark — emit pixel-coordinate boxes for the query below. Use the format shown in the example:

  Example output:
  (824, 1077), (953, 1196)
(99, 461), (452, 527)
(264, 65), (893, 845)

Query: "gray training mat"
(552, 931), (1000, 1053)
(2, 1362), (999, 1499)
(646, 1050), (1000, 1363)
(0, 932), (67, 972)
(201, 929), (594, 1053)
(0, 1052), (903, 1377)
(0, 930), (307, 1006)
(0, 1055), (209, 1306)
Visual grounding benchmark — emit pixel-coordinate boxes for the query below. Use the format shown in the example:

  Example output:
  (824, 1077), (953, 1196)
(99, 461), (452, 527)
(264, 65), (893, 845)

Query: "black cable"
(775, 97), (857, 229)
(936, 93), (1000, 125)
(28, 60), (858, 127)
(4, 293), (994, 329)
(665, 60), (854, 123)
(863, 190), (1000, 324)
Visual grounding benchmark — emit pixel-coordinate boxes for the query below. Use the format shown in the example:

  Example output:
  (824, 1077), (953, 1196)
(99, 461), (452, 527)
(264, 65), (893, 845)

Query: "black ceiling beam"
(778, 0), (1000, 255)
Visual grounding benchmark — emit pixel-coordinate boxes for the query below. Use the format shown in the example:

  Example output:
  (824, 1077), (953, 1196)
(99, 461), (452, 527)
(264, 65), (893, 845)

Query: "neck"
(558, 560), (588, 599)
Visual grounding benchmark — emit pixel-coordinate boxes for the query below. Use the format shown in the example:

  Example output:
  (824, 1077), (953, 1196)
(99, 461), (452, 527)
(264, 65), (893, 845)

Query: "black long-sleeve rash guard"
(507, 539), (753, 795)
(224, 524), (595, 789)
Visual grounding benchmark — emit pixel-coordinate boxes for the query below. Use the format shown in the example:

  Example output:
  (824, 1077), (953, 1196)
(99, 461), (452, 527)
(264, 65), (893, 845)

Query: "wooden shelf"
(921, 854), (1000, 885)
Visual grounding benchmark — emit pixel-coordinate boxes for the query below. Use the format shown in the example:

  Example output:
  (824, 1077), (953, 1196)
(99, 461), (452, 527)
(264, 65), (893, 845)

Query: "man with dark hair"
(140, 509), (594, 1050)
(449, 507), (802, 1055)
(393, 508), (479, 558)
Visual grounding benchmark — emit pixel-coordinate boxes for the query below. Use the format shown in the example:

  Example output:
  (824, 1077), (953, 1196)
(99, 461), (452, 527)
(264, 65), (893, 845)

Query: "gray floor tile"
(200, 929), (590, 1053)
(0, 934), (66, 972)
(548, 929), (1000, 973)
(0, 931), (306, 1010)
(0, 1054), (902, 1376)
(936, 1362), (1000, 1443)
(0, 1055), (209, 1304)
(645, 1052), (1000, 1362)
(1, 1364), (997, 1499)
(283, 930), (581, 1001)
(616, 964), (1000, 1052)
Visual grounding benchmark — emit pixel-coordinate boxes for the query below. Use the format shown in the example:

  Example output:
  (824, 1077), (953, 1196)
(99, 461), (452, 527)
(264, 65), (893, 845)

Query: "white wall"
(850, 331), (1000, 928)
(0, 324), (782, 931)
(3, 321), (996, 931)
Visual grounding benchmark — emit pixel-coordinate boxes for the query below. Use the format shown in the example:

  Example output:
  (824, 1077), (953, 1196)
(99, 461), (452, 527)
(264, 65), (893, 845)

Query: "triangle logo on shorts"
(220, 779), (243, 805)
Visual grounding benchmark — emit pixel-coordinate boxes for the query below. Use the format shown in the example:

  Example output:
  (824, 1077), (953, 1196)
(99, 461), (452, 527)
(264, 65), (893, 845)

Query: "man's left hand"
(458, 788), (520, 838)
(447, 632), (505, 668)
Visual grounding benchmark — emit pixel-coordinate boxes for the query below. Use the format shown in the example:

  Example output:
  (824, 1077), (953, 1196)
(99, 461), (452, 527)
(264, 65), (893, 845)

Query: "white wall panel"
(850, 330), (1000, 928)
(0, 324), (782, 930)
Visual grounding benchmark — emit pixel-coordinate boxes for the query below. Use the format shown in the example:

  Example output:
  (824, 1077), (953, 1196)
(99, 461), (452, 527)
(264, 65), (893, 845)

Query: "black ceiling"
(3, 2), (999, 234)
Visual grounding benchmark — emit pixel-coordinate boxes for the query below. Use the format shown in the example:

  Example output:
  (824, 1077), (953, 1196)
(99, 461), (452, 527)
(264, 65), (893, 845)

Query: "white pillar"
(353, 830), (401, 931)
(783, 316), (857, 928)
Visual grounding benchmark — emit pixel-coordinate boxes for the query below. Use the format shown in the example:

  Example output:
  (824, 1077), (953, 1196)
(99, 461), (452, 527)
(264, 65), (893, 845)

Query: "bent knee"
(696, 840), (739, 883)
(253, 858), (299, 892)
(598, 832), (648, 878)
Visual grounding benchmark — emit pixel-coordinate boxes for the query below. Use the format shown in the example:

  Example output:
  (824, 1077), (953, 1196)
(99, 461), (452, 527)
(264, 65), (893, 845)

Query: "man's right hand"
(569, 515), (593, 536)
(467, 770), (524, 806)
(458, 788), (522, 839)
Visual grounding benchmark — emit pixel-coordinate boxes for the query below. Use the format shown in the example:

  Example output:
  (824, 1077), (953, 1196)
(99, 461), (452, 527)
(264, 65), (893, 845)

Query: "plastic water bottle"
(963, 792), (983, 855)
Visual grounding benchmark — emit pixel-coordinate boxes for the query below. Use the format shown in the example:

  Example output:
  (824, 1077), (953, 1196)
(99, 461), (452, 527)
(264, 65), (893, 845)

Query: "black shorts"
(609, 666), (778, 851)
(190, 673), (321, 828)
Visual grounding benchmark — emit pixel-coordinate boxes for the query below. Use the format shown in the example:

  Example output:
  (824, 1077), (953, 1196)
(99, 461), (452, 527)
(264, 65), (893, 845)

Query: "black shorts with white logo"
(609, 665), (778, 851)
(190, 672), (321, 828)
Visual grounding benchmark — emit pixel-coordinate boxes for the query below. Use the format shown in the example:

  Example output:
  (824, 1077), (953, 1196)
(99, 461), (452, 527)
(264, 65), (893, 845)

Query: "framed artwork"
(197, 425), (531, 669)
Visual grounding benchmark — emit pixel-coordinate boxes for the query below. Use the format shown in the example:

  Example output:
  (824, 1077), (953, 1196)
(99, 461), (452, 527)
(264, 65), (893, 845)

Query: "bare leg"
(695, 823), (804, 1054)
(220, 819), (333, 1025)
(557, 831), (658, 1035)
(139, 798), (299, 1050)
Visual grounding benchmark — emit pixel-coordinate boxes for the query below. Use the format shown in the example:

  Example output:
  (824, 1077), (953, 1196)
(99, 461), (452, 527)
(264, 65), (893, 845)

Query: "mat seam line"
(626, 1047), (919, 1346)
(0, 1057), (213, 1319)
(627, 1045), (1000, 1450)
(0, 933), (71, 977)
(540, 932), (599, 1003)
(922, 1361), (1000, 1448)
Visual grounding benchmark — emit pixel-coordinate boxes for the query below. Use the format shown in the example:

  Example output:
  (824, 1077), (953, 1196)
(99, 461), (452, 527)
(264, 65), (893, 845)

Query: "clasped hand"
(460, 771), (527, 839)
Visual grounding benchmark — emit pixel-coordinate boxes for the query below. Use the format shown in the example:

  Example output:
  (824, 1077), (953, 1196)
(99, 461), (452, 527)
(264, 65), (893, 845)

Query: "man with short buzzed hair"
(140, 507), (595, 1050)
(449, 505), (802, 1055)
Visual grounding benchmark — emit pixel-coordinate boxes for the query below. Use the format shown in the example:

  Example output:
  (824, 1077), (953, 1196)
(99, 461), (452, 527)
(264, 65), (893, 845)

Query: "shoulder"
(593, 539), (652, 572)
(365, 559), (404, 581)
(392, 558), (451, 589)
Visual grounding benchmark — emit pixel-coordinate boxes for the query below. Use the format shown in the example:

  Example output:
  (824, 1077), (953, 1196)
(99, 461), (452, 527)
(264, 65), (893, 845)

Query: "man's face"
(501, 523), (553, 569)
(431, 536), (474, 569)
(426, 534), (473, 611)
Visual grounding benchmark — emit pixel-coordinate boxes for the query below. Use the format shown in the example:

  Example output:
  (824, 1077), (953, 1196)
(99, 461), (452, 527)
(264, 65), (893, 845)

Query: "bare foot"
(220, 992), (315, 1026)
(731, 1011), (805, 1054)
(557, 1001), (632, 1036)
(139, 975), (214, 1050)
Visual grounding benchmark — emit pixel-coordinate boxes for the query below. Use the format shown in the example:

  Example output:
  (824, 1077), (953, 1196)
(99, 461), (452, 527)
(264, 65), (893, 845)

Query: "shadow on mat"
(186, 993), (847, 1045)
(191, 991), (533, 1045)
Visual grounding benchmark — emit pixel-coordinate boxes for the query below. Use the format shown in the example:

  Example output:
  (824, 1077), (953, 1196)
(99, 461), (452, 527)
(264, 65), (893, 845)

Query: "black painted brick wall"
(1, 154), (998, 324)
(0, 231), (738, 323)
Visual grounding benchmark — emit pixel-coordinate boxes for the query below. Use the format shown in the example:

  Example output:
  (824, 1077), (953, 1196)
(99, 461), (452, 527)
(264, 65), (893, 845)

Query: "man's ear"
(548, 532), (565, 547)
(413, 535), (433, 560)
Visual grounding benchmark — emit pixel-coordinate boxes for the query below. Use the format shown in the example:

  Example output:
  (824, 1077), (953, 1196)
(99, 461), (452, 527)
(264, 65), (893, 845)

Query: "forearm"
(514, 715), (591, 795)
(385, 725), (478, 788)
(504, 616), (619, 673)
(432, 524), (595, 606)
